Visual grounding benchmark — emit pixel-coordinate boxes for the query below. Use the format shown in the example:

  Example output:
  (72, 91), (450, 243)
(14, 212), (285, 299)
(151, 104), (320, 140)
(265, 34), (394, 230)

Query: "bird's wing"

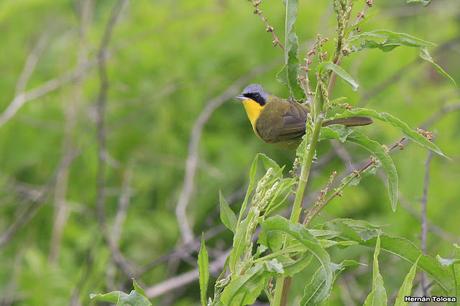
(256, 100), (309, 143)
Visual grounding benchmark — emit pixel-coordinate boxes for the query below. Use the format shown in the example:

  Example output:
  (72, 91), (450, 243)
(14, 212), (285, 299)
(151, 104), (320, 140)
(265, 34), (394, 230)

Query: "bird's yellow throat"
(242, 98), (263, 129)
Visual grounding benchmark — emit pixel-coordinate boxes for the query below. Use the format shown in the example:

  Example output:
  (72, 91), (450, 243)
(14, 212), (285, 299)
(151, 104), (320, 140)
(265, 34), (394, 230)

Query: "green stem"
(290, 117), (323, 223)
(272, 116), (324, 306)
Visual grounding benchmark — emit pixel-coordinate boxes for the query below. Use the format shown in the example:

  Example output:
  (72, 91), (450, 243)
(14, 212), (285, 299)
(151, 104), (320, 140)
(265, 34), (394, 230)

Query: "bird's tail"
(323, 116), (373, 127)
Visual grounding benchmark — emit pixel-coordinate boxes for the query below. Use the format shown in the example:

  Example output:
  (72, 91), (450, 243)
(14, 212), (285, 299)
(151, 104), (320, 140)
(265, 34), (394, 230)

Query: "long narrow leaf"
(318, 62), (359, 91)
(347, 131), (399, 211)
(394, 257), (420, 306)
(419, 48), (457, 86)
(198, 235), (209, 306)
(301, 260), (360, 305)
(282, 0), (304, 100)
(220, 263), (269, 306)
(319, 127), (398, 211)
(363, 236), (388, 306)
(331, 108), (446, 157)
(261, 216), (333, 301)
(219, 191), (237, 233)
(325, 219), (454, 293)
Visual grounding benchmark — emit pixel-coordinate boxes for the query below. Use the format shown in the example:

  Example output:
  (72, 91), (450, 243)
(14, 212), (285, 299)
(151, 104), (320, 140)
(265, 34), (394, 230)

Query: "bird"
(236, 84), (372, 143)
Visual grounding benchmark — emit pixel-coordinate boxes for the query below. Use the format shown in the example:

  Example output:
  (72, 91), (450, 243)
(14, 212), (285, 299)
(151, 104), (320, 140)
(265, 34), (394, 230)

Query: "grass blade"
(198, 235), (209, 306)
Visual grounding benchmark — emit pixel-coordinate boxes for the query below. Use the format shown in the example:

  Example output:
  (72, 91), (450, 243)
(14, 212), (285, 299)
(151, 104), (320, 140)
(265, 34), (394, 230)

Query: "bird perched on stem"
(236, 84), (372, 143)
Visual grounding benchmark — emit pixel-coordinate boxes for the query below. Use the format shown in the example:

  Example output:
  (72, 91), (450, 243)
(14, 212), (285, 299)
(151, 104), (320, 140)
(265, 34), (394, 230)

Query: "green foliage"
(349, 29), (455, 85)
(198, 235), (210, 306)
(321, 127), (398, 211)
(331, 108), (446, 157)
(318, 62), (359, 91)
(324, 219), (455, 293)
(301, 260), (359, 305)
(90, 280), (151, 306)
(219, 191), (237, 233)
(394, 257), (419, 306)
(419, 47), (457, 86)
(363, 236), (388, 306)
(349, 29), (435, 52)
(347, 131), (398, 211)
(279, 0), (305, 100)
(220, 263), (270, 306)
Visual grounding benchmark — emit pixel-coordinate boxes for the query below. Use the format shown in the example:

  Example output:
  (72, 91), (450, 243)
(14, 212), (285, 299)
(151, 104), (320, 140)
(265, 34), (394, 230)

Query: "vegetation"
(0, 0), (459, 305)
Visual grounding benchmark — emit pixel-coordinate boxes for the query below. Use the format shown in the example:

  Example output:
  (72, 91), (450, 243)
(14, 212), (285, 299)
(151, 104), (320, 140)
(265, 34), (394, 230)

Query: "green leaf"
(90, 280), (152, 306)
(363, 236), (388, 306)
(320, 128), (398, 211)
(220, 263), (269, 306)
(90, 291), (151, 306)
(325, 219), (454, 293)
(301, 260), (360, 305)
(281, 0), (305, 100)
(318, 62), (359, 91)
(198, 235), (209, 306)
(347, 131), (399, 211)
(132, 279), (146, 297)
(265, 258), (284, 274)
(118, 291), (151, 306)
(265, 177), (296, 215)
(419, 47), (457, 86)
(219, 191), (237, 233)
(90, 292), (123, 303)
(229, 213), (252, 274)
(349, 29), (435, 52)
(331, 108), (447, 157)
(238, 153), (281, 224)
(394, 257), (420, 306)
(282, 253), (314, 276)
(261, 216), (333, 301)
(319, 125), (353, 143)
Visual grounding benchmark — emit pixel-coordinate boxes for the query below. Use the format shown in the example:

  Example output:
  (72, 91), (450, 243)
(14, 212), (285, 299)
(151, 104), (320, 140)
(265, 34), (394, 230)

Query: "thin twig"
(0, 153), (77, 248)
(0, 58), (96, 128)
(112, 166), (133, 245)
(94, 0), (135, 278)
(249, 0), (284, 50)
(15, 34), (49, 95)
(49, 0), (92, 264)
(398, 194), (459, 243)
(420, 151), (433, 297)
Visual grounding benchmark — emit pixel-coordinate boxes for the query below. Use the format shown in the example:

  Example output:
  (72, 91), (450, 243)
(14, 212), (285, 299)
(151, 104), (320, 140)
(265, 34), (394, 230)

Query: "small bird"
(236, 84), (372, 143)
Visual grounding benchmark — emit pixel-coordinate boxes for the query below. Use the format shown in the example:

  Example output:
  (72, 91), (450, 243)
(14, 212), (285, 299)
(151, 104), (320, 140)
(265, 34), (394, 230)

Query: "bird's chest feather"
(242, 99), (264, 131)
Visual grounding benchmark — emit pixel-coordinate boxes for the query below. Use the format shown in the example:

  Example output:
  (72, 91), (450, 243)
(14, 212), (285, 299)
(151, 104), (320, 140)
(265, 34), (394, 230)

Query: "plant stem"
(272, 116), (324, 306)
(290, 118), (324, 223)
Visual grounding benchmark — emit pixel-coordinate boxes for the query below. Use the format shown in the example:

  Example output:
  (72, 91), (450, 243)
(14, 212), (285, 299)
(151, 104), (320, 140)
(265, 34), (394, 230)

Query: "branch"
(15, 34), (49, 95)
(48, 0), (92, 264)
(0, 58), (96, 128)
(94, 0), (135, 279)
(0, 155), (77, 249)
(420, 150), (433, 296)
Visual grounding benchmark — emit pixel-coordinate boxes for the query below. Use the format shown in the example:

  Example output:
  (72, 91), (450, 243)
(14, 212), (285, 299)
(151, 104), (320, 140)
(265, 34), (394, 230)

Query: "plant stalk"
(272, 115), (324, 306)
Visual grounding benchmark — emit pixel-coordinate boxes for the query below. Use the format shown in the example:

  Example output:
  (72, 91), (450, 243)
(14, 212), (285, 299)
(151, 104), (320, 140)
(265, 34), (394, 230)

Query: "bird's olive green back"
(255, 97), (310, 143)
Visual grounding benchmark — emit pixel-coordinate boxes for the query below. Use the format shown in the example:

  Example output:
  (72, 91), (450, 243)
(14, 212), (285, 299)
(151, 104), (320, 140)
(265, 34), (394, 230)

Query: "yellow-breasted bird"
(236, 84), (373, 143)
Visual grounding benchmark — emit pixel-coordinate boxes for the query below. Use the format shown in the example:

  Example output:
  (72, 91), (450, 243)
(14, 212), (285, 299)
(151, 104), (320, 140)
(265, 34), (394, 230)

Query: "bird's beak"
(235, 94), (245, 101)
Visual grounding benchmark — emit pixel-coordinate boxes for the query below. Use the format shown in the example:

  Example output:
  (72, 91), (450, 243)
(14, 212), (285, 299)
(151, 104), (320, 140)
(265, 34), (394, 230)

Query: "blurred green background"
(0, 0), (459, 305)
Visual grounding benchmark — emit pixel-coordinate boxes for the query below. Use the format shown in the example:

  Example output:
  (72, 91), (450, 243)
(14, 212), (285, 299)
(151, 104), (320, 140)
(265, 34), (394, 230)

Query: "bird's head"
(236, 84), (268, 106)
(236, 84), (269, 128)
